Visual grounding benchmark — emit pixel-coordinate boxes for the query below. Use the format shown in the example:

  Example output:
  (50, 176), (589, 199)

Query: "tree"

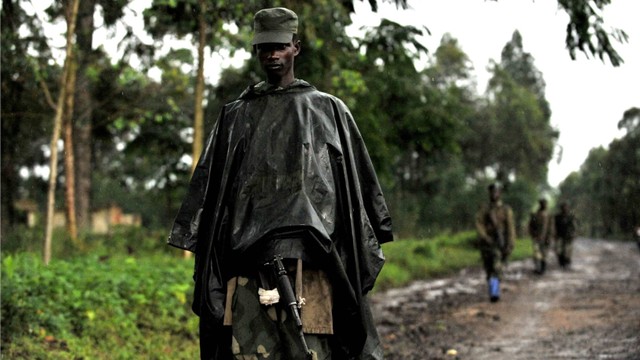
(44, 0), (130, 232)
(352, 29), (477, 235)
(44, 0), (80, 265)
(617, 107), (640, 134)
(116, 51), (198, 226)
(498, 31), (550, 119)
(62, 47), (78, 241)
(557, 108), (640, 238)
(469, 31), (558, 186)
(558, 147), (608, 236)
(606, 108), (639, 234)
(144, 0), (257, 177)
(70, 0), (96, 231)
(556, 0), (628, 66)
(1, 0), (54, 236)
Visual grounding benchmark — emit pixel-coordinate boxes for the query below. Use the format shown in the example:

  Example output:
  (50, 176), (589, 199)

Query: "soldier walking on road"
(528, 198), (551, 275)
(475, 183), (516, 302)
(553, 202), (577, 269)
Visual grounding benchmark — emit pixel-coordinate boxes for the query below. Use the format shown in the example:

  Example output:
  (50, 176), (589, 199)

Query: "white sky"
(349, 0), (639, 187)
(24, 0), (639, 187)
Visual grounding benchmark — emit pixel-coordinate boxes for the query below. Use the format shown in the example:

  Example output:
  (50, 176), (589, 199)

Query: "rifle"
(268, 255), (313, 359)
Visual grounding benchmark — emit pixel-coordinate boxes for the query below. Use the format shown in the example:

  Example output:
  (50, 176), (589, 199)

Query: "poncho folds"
(168, 79), (393, 358)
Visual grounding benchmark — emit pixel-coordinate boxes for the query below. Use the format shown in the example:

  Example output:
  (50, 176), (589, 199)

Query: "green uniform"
(475, 201), (516, 280)
(554, 210), (577, 268)
(528, 208), (551, 274)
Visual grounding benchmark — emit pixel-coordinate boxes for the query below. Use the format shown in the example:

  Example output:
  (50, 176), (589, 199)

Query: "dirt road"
(371, 238), (640, 359)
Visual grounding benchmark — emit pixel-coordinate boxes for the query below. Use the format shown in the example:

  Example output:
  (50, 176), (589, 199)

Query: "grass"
(373, 231), (533, 291)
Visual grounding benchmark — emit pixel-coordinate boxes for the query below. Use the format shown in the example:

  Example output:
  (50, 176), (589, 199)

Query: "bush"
(2, 226), (173, 261)
(1, 252), (199, 359)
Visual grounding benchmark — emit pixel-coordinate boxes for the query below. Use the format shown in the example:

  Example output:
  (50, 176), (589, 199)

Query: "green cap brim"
(252, 31), (293, 45)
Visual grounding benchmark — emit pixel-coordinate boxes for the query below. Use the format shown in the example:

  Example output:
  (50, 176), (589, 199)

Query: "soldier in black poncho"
(168, 7), (393, 360)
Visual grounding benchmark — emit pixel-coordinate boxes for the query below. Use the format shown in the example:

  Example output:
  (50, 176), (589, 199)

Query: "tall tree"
(71, 0), (96, 230)
(62, 53), (78, 241)
(558, 147), (608, 236)
(499, 31), (550, 120)
(472, 31), (557, 186)
(44, 0), (80, 265)
(192, 0), (207, 173)
(144, 0), (253, 177)
(1, 0), (60, 237)
(44, 0), (129, 232)
(609, 108), (640, 233)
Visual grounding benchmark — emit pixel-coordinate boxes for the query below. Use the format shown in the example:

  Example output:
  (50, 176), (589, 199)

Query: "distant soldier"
(528, 198), (551, 275)
(475, 183), (516, 302)
(553, 202), (577, 269)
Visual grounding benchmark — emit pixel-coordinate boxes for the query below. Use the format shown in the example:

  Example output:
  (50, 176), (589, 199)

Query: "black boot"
(533, 259), (543, 275)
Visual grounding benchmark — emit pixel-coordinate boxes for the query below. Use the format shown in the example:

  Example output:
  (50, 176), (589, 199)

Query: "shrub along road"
(371, 238), (640, 359)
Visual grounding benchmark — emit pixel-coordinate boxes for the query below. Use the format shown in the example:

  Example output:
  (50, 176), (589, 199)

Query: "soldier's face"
(256, 41), (300, 82)
(490, 188), (501, 202)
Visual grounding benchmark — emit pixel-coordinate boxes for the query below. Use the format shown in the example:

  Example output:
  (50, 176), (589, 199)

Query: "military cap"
(252, 7), (298, 45)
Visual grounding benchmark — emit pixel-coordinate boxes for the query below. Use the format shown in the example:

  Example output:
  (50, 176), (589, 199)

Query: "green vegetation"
(557, 107), (640, 239)
(1, 231), (532, 358)
(375, 231), (532, 291)
(1, 252), (198, 359)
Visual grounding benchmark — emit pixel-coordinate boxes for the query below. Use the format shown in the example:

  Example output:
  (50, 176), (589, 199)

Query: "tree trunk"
(63, 57), (79, 242)
(184, 0), (208, 258)
(193, 0), (207, 173)
(1, 135), (16, 238)
(73, 0), (96, 231)
(45, 0), (80, 265)
(0, 0), (21, 239)
(75, 122), (92, 229)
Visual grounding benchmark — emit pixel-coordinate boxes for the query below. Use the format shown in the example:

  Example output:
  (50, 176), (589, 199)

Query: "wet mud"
(371, 238), (640, 359)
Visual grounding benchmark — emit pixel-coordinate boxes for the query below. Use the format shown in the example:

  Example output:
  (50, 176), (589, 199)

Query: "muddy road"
(371, 238), (640, 359)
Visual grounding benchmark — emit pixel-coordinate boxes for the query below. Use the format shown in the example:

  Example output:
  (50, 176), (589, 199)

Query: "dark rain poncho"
(168, 79), (393, 359)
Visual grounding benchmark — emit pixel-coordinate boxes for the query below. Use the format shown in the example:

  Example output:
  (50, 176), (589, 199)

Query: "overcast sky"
(348, 0), (639, 187)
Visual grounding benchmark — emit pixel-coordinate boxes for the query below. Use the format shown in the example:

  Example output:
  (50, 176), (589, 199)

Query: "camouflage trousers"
(480, 246), (505, 280)
(229, 276), (331, 360)
(556, 237), (574, 267)
(532, 239), (550, 263)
